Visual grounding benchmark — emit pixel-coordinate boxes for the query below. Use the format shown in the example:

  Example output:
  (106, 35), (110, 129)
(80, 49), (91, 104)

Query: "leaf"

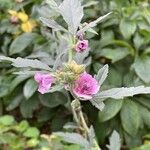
(6, 94), (23, 111)
(37, 108), (55, 122)
(83, 1), (99, 8)
(131, 144), (150, 150)
(120, 100), (140, 136)
(23, 79), (37, 99)
(94, 86), (150, 100)
(20, 95), (39, 118)
(94, 64), (108, 86)
(40, 17), (66, 31)
(107, 130), (121, 150)
(138, 104), (150, 129)
(100, 48), (130, 63)
(59, 0), (83, 34)
(23, 127), (40, 138)
(77, 12), (112, 34)
(54, 132), (90, 150)
(119, 19), (136, 39)
(0, 56), (52, 71)
(90, 100), (105, 111)
(88, 126), (100, 150)
(46, 0), (58, 9)
(0, 115), (14, 126)
(132, 56), (150, 83)
(98, 99), (123, 122)
(17, 120), (29, 132)
(39, 91), (68, 108)
(9, 33), (37, 55)
(74, 49), (90, 64)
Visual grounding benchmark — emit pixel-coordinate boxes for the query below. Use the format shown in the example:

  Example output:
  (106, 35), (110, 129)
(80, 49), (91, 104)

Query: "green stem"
(68, 49), (73, 62)
(71, 99), (101, 150)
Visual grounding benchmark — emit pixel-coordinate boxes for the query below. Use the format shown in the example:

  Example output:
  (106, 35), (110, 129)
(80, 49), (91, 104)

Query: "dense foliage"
(0, 0), (150, 149)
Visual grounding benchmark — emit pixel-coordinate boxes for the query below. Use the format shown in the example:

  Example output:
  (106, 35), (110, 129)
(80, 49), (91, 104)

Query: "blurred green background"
(0, 0), (150, 149)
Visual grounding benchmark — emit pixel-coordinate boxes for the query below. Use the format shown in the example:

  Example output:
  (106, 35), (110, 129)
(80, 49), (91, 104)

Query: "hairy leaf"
(78, 12), (112, 34)
(40, 17), (65, 31)
(94, 64), (108, 86)
(0, 56), (52, 71)
(95, 86), (150, 100)
(54, 132), (90, 150)
(90, 100), (105, 111)
(107, 130), (121, 150)
(59, 0), (83, 34)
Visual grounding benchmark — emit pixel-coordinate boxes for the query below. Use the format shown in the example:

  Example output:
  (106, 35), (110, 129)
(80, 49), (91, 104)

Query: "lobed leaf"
(0, 56), (52, 71)
(59, 0), (83, 34)
(107, 130), (121, 150)
(40, 17), (66, 31)
(77, 12), (112, 34)
(94, 64), (108, 86)
(54, 132), (90, 150)
(95, 86), (150, 100)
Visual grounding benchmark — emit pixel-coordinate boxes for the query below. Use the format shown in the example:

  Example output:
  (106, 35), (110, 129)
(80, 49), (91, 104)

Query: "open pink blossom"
(73, 72), (100, 100)
(75, 40), (88, 53)
(34, 73), (54, 94)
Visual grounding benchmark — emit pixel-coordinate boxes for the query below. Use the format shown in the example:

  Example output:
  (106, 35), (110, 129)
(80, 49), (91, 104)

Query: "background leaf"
(120, 100), (140, 136)
(23, 78), (37, 99)
(9, 33), (37, 55)
(98, 99), (123, 122)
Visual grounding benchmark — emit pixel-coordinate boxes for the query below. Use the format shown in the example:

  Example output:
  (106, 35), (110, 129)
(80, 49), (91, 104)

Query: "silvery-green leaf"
(0, 56), (52, 71)
(87, 27), (98, 35)
(59, 0), (83, 34)
(90, 100), (105, 111)
(107, 130), (121, 150)
(46, 0), (58, 9)
(95, 86), (150, 100)
(47, 84), (64, 93)
(63, 122), (78, 129)
(75, 49), (89, 64)
(54, 132), (90, 150)
(78, 12), (112, 34)
(83, 1), (99, 8)
(40, 17), (66, 31)
(13, 71), (45, 76)
(0, 55), (14, 62)
(53, 51), (67, 70)
(94, 64), (108, 86)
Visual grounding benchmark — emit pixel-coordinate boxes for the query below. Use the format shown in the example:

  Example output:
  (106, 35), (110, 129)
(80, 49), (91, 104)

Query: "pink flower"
(73, 72), (100, 100)
(34, 73), (54, 94)
(10, 16), (18, 24)
(75, 40), (88, 53)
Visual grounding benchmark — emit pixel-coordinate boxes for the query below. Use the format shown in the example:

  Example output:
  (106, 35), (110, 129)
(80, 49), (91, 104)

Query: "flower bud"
(75, 40), (88, 53)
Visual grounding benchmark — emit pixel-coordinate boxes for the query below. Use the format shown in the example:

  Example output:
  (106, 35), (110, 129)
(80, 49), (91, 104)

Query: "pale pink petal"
(34, 73), (43, 83)
(73, 89), (92, 100)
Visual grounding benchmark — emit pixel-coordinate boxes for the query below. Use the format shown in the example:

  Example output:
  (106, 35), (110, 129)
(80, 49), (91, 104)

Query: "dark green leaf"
(98, 99), (123, 122)
(133, 56), (150, 83)
(9, 33), (37, 55)
(20, 95), (39, 118)
(119, 19), (136, 39)
(39, 91), (68, 108)
(120, 100), (140, 136)
(23, 78), (37, 99)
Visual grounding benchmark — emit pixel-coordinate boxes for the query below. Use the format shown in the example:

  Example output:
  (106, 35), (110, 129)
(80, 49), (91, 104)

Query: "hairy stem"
(71, 99), (101, 150)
